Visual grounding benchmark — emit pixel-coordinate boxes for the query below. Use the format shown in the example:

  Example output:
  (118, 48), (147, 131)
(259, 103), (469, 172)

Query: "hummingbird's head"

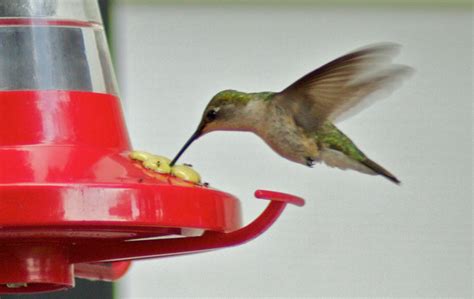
(199, 89), (252, 134)
(169, 89), (253, 166)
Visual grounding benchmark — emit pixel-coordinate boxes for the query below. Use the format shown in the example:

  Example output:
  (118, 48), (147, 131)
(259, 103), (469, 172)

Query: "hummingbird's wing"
(275, 43), (413, 131)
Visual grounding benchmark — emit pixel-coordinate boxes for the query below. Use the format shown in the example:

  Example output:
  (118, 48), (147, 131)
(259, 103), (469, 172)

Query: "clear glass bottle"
(0, 0), (118, 95)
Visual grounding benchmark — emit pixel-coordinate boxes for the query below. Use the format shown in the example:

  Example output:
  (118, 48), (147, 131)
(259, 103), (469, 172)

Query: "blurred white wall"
(113, 4), (472, 298)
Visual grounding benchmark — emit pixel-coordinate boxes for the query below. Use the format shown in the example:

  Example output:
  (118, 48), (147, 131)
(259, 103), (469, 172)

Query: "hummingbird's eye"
(206, 109), (218, 121)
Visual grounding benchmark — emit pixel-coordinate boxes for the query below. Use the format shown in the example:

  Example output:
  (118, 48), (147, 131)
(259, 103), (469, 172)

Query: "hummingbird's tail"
(360, 158), (400, 185)
(319, 147), (400, 185)
(316, 123), (400, 184)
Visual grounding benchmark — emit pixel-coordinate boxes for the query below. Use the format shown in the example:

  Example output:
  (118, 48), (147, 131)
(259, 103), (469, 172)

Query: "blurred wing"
(275, 43), (414, 131)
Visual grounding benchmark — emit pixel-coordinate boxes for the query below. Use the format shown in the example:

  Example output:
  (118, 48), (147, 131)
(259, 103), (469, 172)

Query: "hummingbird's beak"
(169, 122), (205, 167)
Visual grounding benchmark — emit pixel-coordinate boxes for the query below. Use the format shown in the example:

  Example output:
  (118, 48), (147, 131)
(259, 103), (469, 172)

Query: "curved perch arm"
(71, 190), (305, 264)
(255, 189), (305, 206)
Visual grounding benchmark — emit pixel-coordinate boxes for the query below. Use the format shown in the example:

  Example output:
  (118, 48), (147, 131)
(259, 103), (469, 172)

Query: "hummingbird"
(169, 43), (413, 184)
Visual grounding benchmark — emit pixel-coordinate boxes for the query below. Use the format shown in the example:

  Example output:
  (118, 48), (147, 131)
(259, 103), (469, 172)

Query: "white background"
(114, 4), (472, 298)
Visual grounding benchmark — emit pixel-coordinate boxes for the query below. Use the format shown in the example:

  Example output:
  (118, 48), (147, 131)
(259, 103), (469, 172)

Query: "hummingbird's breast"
(253, 102), (319, 165)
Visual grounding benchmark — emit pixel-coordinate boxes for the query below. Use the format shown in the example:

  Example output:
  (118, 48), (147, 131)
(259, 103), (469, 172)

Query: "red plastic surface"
(0, 90), (304, 294)
(0, 90), (130, 148)
(0, 244), (73, 292)
(0, 18), (100, 27)
(68, 189), (305, 263)
(74, 262), (131, 281)
(0, 91), (241, 234)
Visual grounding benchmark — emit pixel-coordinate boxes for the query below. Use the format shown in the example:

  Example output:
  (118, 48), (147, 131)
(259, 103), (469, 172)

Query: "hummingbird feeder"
(0, 0), (304, 294)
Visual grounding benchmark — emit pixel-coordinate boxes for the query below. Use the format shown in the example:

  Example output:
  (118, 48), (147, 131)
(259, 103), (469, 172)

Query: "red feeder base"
(0, 91), (304, 294)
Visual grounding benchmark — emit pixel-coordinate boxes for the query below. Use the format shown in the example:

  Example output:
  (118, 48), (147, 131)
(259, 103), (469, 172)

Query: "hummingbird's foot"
(305, 157), (316, 167)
